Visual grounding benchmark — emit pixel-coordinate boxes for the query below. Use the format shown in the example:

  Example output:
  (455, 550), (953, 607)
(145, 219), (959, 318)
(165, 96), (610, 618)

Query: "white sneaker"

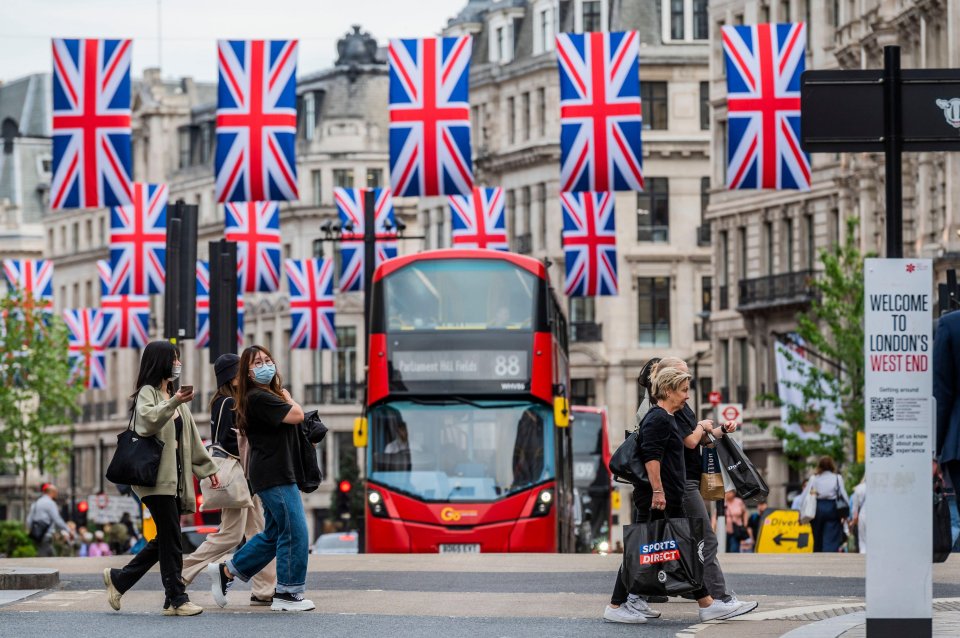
(724, 594), (758, 616)
(603, 604), (648, 624)
(207, 563), (232, 608)
(699, 598), (750, 622)
(271, 592), (315, 612)
(624, 594), (662, 618)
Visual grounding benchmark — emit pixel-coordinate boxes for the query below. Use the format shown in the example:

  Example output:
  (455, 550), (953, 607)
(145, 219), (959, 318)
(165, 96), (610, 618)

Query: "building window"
(507, 96), (516, 145)
(764, 221), (774, 276)
(636, 177), (669, 242)
(670, 0), (685, 40)
(178, 126), (191, 169)
(334, 431), (356, 479)
(335, 326), (358, 399)
(303, 92), (316, 141)
(72, 222), (79, 253)
(641, 82), (668, 130)
(521, 92), (531, 141)
(537, 87), (547, 137)
(738, 337), (750, 404)
(700, 177), (710, 217)
(538, 182), (548, 249)
(805, 214), (815, 269)
(638, 277), (671, 347)
(569, 296), (595, 323)
(570, 379), (596, 406)
(719, 230), (729, 310)
(785, 218), (795, 273)
(699, 81), (710, 130)
(333, 168), (353, 189)
(366, 168), (382, 189)
(311, 170), (322, 206)
(539, 6), (554, 53)
(701, 276), (712, 314)
(737, 226), (747, 279)
(693, 0), (709, 39)
(200, 122), (213, 164)
(582, 0), (602, 32)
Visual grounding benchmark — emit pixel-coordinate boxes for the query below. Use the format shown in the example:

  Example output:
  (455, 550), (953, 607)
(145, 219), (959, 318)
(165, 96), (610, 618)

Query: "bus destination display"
(391, 349), (529, 383)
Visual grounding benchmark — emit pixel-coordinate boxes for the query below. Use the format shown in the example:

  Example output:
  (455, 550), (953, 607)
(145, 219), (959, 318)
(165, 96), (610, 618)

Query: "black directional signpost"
(801, 46), (960, 638)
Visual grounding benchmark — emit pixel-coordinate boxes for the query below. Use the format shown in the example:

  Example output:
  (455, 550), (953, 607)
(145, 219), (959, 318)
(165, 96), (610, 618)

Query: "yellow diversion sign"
(755, 509), (814, 554)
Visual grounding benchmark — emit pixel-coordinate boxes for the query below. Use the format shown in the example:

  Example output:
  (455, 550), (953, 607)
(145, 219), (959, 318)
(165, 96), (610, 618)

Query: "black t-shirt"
(634, 405), (686, 507)
(243, 389), (296, 494)
(675, 404), (703, 483)
(210, 396), (240, 458)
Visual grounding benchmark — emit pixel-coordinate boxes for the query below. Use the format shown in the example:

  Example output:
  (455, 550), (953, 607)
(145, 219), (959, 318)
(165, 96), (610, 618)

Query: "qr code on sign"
(870, 433), (894, 458)
(870, 397), (895, 422)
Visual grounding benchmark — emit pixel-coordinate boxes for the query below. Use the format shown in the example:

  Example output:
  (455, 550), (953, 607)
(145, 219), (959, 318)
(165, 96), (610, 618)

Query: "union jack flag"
(556, 31), (644, 193)
(2, 260), (54, 307)
(388, 37), (473, 197)
(109, 183), (167, 295)
(224, 202), (282, 293)
(96, 259), (119, 296)
(285, 258), (336, 350)
(560, 192), (618, 297)
(448, 187), (508, 251)
(335, 188), (398, 292)
(96, 259), (150, 348)
(215, 39), (299, 203)
(63, 308), (106, 389)
(51, 38), (133, 209)
(722, 23), (810, 190)
(195, 261), (245, 349)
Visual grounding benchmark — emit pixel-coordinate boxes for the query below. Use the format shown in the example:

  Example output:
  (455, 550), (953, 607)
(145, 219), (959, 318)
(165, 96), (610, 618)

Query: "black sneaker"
(207, 563), (231, 608)
(645, 595), (669, 604)
(270, 592), (315, 612)
(250, 594), (273, 606)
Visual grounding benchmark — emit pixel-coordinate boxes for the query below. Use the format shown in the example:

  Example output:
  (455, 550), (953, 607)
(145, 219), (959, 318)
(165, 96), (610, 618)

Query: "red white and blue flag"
(63, 308), (106, 389)
(388, 36), (473, 197)
(96, 259), (150, 348)
(721, 23), (810, 190)
(195, 260), (245, 349)
(448, 187), (508, 251)
(224, 201), (282, 293)
(51, 38), (133, 209)
(2, 259), (54, 307)
(335, 187), (398, 292)
(285, 258), (336, 350)
(215, 39), (299, 203)
(560, 192), (618, 297)
(109, 182), (167, 295)
(556, 31), (644, 193)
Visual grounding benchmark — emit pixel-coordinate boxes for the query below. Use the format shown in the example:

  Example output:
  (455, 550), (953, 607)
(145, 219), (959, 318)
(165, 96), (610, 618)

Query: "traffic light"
(75, 500), (88, 527)
(337, 480), (352, 520)
(164, 200), (199, 340)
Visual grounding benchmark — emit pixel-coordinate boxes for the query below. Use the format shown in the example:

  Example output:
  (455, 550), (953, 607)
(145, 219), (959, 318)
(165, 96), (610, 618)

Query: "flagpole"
(157, 0), (163, 71)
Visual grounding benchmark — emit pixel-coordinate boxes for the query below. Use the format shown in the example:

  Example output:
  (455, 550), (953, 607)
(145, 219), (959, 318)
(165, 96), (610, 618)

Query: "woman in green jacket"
(103, 341), (219, 616)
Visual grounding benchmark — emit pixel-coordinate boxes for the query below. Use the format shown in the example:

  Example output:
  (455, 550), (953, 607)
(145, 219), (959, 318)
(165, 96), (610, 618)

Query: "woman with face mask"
(103, 341), (219, 616)
(207, 345), (314, 612)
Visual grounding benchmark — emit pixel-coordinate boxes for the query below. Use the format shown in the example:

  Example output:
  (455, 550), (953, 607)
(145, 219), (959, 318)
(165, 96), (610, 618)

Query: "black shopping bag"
(621, 517), (705, 597)
(711, 434), (770, 504)
(609, 430), (648, 487)
(933, 481), (952, 563)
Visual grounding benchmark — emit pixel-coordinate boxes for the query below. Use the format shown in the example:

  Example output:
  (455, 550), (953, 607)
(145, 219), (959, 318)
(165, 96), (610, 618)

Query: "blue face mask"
(252, 363), (276, 385)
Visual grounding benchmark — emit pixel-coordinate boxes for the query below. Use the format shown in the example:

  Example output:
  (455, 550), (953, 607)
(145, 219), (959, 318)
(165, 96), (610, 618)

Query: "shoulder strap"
(212, 396), (229, 444)
(127, 395), (139, 432)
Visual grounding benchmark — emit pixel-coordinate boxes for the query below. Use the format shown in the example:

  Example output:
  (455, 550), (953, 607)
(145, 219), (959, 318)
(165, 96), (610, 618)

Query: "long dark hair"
(130, 340), (180, 409)
(210, 382), (237, 412)
(235, 344), (285, 433)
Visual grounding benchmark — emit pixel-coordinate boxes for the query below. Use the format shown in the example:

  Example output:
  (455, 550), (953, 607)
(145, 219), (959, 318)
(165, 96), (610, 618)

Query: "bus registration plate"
(439, 543), (481, 554)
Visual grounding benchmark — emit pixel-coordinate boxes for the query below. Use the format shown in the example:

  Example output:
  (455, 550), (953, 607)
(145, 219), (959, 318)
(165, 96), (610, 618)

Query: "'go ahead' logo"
(639, 539), (680, 565)
(440, 507), (479, 522)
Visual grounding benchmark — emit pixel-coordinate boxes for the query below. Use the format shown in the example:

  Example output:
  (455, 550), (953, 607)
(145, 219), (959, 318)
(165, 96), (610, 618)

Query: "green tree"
(0, 287), (83, 520)
(761, 217), (869, 485)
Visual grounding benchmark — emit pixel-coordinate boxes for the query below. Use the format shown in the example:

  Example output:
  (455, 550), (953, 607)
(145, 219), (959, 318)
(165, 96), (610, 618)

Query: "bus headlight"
(368, 490), (388, 518)
(532, 488), (554, 517)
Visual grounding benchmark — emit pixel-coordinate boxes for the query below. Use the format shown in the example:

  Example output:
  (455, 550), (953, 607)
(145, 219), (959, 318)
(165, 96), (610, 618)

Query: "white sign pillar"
(864, 258), (933, 637)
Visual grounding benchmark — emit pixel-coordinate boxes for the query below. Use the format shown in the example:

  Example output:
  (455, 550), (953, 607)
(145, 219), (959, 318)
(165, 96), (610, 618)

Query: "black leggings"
(610, 503), (710, 605)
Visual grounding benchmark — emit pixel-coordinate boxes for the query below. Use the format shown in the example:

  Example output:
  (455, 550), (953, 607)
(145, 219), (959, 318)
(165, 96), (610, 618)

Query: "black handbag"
(934, 479), (953, 563)
(302, 409), (329, 444)
(105, 398), (164, 487)
(296, 422), (323, 493)
(709, 433), (769, 504)
(834, 476), (850, 519)
(609, 429), (649, 486)
(622, 516), (705, 597)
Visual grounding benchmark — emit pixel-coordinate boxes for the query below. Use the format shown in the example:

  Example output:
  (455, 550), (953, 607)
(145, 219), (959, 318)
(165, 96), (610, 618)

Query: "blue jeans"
(227, 484), (308, 594)
(812, 499), (843, 552)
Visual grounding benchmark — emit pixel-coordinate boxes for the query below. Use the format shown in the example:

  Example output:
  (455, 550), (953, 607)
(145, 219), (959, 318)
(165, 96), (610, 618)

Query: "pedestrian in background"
(88, 530), (112, 557)
(747, 500), (768, 552)
(721, 490), (750, 553)
(800, 456), (849, 552)
(26, 484), (72, 557)
(182, 353), (277, 606)
(103, 341), (219, 617)
(850, 477), (867, 553)
(208, 345), (314, 612)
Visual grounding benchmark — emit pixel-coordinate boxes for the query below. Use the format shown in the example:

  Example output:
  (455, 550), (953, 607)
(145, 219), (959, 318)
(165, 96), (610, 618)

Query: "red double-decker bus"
(362, 249), (575, 553)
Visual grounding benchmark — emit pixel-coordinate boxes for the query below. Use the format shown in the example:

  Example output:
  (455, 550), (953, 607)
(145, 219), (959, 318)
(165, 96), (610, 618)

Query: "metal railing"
(737, 270), (816, 310)
(303, 382), (362, 405)
(570, 321), (603, 343)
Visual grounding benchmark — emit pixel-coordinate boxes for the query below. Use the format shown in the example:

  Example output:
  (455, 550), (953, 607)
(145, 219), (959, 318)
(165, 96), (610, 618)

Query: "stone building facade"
(706, 0), (958, 506)
(431, 0), (713, 536)
(1, 29), (419, 536)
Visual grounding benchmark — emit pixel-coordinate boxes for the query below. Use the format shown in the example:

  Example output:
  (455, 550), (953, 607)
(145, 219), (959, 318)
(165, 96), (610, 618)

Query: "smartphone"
(180, 385), (194, 393)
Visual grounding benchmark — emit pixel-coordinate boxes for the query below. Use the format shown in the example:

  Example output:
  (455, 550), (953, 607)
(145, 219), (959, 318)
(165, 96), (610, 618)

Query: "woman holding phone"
(103, 341), (219, 616)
